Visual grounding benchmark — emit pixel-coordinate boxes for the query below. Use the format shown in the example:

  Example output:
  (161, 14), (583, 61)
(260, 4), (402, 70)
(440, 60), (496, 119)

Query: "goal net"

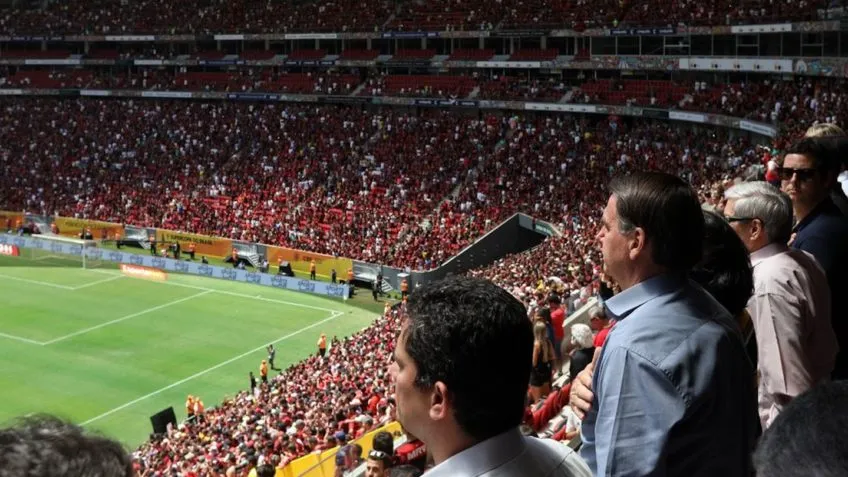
(13, 234), (104, 269)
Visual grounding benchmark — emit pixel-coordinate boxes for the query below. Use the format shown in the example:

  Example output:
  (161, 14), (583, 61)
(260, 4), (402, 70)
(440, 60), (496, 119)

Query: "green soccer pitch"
(0, 253), (378, 448)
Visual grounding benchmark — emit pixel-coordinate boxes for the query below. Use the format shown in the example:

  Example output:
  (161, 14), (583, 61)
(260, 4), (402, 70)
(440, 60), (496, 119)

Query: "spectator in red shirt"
(589, 308), (612, 348)
(547, 294), (566, 368)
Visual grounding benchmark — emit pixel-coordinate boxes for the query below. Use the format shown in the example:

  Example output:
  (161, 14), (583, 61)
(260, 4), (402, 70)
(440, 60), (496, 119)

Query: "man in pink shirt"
(724, 181), (838, 429)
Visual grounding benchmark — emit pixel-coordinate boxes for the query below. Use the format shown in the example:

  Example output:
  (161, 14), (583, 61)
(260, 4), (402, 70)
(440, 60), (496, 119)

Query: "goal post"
(8, 234), (102, 269)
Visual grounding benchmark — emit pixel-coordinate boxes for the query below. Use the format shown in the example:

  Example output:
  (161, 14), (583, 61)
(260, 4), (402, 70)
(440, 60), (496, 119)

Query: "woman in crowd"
(568, 324), (595, 380)
(529, 320), (556, 402)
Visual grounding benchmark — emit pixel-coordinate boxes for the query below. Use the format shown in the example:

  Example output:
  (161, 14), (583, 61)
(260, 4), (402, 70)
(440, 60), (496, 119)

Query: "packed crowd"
(0, 99), (503, 267)
(465, 117), (761, 304)
(133, 305), (402, 476)
(3, 77), (842, 274)
(1, 74), (844, 275)
(477, 76), (567, 102)
(6, 66), (846, 132)
(0, 68), (363, 95)
(0, 0), (393, 34)
(0, 0), (828, 35)
(683, 78), (848, 146)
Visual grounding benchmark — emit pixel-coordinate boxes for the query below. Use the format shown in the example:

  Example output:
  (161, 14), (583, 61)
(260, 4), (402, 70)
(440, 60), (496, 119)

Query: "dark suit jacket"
(793, 197), (848, 378)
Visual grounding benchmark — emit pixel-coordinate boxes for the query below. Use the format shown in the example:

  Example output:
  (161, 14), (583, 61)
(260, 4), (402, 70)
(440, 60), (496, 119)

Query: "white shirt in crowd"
(424, 428), (591, 477)
(748, 243), (839, 429)
(838, 170), (848, 198)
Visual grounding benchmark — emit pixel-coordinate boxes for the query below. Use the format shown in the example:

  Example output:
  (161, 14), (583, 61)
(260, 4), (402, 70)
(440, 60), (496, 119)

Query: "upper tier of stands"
(0, 0), (829, 34)
(4, 64), (842, 144)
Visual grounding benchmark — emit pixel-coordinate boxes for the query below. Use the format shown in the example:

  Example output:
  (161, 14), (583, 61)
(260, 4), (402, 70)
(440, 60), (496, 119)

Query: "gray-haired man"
(724, 181), (838, 429)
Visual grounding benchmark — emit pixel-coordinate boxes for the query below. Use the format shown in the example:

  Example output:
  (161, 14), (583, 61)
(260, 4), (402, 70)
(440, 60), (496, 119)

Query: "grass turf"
(0, 251), (379, 448)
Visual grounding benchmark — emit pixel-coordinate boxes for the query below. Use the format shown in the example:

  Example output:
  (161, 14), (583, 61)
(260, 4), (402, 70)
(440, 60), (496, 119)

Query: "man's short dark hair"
(405, 275), (533, 442)
(754, 381), (848, 477)
(609, 171), (704, 272)
(256, 464), (276, 477)
(0, 415), (133, 477)
(372, 431), (394, 458)
(690, 210), (754, 318)
(785, 137), (842, 173)
(390, 464), (424, 477)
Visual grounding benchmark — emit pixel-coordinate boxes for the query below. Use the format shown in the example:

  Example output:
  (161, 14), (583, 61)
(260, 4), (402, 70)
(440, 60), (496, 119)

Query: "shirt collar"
(424, 428), (526, 477)
(794, 196), (837, 233)
(750, 242), (788, 268)
(604, 273), (683, 321)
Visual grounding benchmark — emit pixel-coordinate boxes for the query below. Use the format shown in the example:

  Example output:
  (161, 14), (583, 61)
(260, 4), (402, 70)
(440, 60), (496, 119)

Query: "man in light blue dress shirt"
(578, 172), (758, 477)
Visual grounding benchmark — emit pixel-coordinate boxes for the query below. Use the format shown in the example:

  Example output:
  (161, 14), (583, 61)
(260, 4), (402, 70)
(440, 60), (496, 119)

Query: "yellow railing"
(275, 422), (403, 477)
(5, 211), (353, 278)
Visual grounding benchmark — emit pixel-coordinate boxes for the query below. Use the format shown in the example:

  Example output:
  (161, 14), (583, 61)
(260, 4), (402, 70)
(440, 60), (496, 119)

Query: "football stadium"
(2, 1), (848, 476)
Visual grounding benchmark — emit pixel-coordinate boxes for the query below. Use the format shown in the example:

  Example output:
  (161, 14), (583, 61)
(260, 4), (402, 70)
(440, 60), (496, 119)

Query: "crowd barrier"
(4, 211), (354, 282)
(265, 245), (352, 280)
(53, 216), (125, 240)
(277, 421), (404, 477)
(1, 210), (23, 229)
(0, 233), (350, 299)
(155, 228), (233, 258)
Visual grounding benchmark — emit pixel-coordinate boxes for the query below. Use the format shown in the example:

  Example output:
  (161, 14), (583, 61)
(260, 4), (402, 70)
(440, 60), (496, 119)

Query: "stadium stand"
(0, 0), (828, 34)
(447, 49), (496, 61)
(0, 100), (503, 267)
(338, 49), (380, 61)
(508, 49), (560, 62)
(2, 3), (846, 475)
(477, 76), (567, 102)
(1, 78), (836, 273)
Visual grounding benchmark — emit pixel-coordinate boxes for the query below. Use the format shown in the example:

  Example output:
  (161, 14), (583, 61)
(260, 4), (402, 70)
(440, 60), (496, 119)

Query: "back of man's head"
(372, 431), (394, 457)
(754, 381), (848, 477)
(404, 275), (532, 442)
(805, 122), (845, 139)
(390, 465), (424, 477)
(691, 210), (754, 318)
(256, 464), (276, 477)
(0, 415), (132, 477)
(609, 171), (704, 272)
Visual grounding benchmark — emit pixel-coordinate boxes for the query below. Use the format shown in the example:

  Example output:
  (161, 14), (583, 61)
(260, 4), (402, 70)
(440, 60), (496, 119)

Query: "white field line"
(41, 290), (213, 346)
(0, 273), (75, 290)
(0, 331), (44, 345)
(84, 268), (340, 313)
(70, 275), (123, 290)
(79, 310), (344, 426)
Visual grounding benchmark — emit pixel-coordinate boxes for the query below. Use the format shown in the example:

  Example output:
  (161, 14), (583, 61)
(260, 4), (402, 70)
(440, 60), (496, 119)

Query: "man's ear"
(627, 227), (647, 261)
(750, 219), (765, 242)
(429, 382), (450, 421)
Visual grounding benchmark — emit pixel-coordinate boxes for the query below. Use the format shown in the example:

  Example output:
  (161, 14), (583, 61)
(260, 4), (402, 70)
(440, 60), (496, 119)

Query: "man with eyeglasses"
(780, 138), (848, 379)
(724, 181), (838, 429)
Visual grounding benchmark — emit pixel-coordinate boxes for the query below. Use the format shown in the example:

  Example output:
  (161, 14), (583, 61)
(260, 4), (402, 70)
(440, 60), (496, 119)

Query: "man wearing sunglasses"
(781, 138), (848, 379)
(366, 449), (393, 477)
